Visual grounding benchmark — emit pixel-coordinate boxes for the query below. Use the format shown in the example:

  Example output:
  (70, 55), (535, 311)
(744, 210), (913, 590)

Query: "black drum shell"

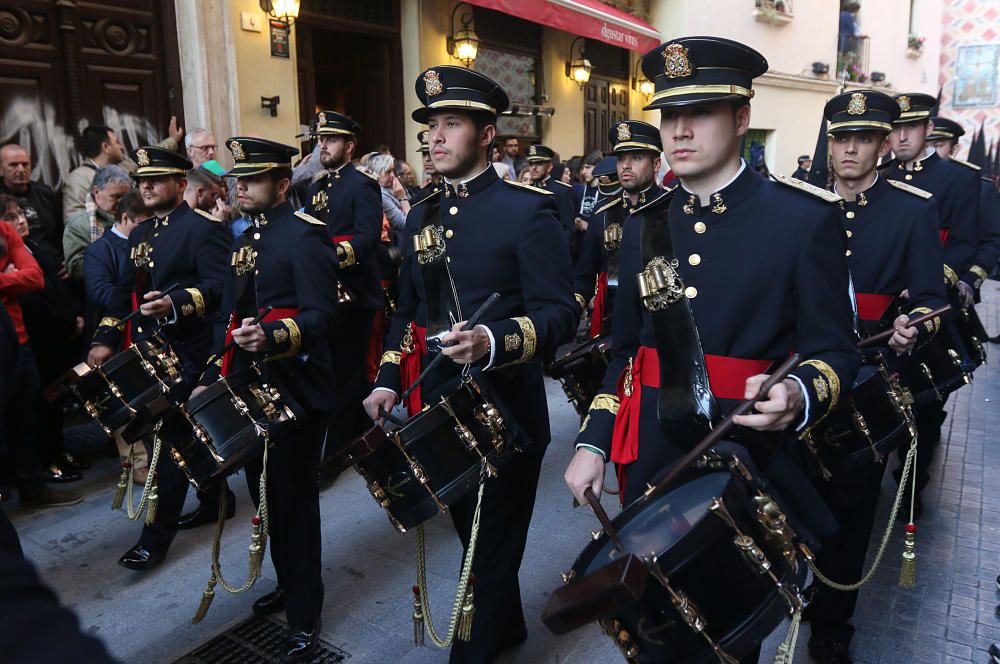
(568, 471), (805, 663)
(72, 346), (160, 432)
(548, 336), (612, 417)
(812, 363), (910, 473)
(953, 305), (988, 367)
(903, 336), (968, 407)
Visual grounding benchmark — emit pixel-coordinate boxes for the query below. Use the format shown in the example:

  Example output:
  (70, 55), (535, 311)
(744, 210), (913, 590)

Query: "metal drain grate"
(174, 615), (349, 663)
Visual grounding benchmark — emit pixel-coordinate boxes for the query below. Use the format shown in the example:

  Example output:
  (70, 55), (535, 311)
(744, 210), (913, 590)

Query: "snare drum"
(953, 305), (988, 368)
(168, 366), (296, 491)
(72, 337), (183, 436)
(902, 334), (970, 407)
(548, 336), (612, 417)
(802, 361), (914, 475)
(544, 459), (806, 663)
(352, 373), (524, 532)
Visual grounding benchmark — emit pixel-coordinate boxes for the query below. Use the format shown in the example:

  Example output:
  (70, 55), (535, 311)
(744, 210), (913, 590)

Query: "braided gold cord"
(122, 427), (162, 521)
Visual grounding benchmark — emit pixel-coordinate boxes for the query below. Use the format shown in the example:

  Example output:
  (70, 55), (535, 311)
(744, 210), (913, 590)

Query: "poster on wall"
(953, 44), (999, 108)
(475, 48), (539, 139)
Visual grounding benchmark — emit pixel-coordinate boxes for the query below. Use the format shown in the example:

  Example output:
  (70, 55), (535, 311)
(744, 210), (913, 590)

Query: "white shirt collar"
(680, 158), (747, 196)
(111, 226), (128, 239)
(833, 172), (879, 199)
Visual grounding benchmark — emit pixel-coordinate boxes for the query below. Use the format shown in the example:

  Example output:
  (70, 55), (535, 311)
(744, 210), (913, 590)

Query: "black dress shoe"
(118, 544), (166, 571)
(177, 491), (236, 530)
(281, 626), (318, 662)
(43, 464), (83, 483)
(989, 642), (1000, 663)
(252, 587), (286, 616)
(808, 638), (853, 664)
(60, 452), (90, 471)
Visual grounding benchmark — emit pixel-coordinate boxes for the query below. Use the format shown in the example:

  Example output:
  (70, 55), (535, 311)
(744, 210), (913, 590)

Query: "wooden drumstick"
(652, 353), (802, 494)
(378, 406), (407, 428)
(204, 306), (273, 367)
(583, 486), (626, 552)
(115, 282), (180, 329)
(856, 304), (951, 348)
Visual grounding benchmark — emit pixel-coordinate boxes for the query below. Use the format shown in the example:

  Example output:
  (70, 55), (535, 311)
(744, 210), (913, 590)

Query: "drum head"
(582, 472), (729, 576)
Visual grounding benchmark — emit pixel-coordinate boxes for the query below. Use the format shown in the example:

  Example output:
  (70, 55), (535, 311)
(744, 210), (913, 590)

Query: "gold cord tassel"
(111, 461), (129, 510)
(144, 472), (158, 526)
(899, 522), (917, 588)
(412, 585), (425, 646)
(248, 514), (265, 579)
(456, 576), (475, 642)
(191, 575), (217, 624)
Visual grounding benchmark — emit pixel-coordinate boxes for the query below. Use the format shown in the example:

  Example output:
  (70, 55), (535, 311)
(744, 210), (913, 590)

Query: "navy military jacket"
(540, 176), (577, 244)
(374, 166), (578, 447)
(962, 178), (1000, 293)
(201, 202), (339, 414)
(576, 166), (860, 459)
(838, 176), (947, 342)
(573, 196), (619, 307)
(93, 201), (230, 375)
(304, 162), (383, 311)
(882, 152), (981, 283)
(409, 180), (443, 204)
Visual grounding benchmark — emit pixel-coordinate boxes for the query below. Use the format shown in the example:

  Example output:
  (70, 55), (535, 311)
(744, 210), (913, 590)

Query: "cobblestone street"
(5, 286), (999, 663)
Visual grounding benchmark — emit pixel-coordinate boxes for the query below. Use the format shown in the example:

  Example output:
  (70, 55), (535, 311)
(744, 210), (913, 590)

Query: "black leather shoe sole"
(118, 546), (166, 571)
(280, 632), (318, 663)
(252, 591), (287, 616)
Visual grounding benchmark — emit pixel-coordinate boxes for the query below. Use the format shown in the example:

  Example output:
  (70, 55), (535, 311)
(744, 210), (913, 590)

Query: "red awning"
(465, 0), (661, 53)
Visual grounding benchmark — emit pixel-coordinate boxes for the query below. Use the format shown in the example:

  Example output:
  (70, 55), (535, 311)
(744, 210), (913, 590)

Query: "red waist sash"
(610, 346), (772, 469)
(854, 293), (894, 322)
(400, 323), (427, 416)
(333, 234), (354, 243)
(221, 306), (299, 376)
(939, 228), (949, 246)
(589, 272), (608, 338)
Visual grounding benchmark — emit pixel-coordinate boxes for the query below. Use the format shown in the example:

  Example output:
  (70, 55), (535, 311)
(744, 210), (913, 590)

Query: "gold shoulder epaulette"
(553, 180), (572, 188)
(360, 168), (379, 181)
(193, 208), (222, 222)
(503, 180), (553, 195)
(411, 188), (442, 207)
(886, 179), (933, 199)
(950, 158), (981, 171)
(593, 198), (622, 215)
(771, 173), (843, 203)
(294, 210), (326, 226)
(630, 186), (673, 216)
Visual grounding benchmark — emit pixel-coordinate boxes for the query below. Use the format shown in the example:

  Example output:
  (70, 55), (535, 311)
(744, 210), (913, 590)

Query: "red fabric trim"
(221, 306), (299, 376)
(332, 234), (354, 243)
(939, 228), (949, 246)
(400, 324), (427, 417)
(589, 271), (608, 338)
(855, 293), (894, 322)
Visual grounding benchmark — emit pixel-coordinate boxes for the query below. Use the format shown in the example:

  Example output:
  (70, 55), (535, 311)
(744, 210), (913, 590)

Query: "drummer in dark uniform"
(363, 65), (578, 663)
(525, 144), (576, 244)
(573, 122), (662, 338)
(928, 116), (1000, 303)
(573, 156), (623, 337)
(302, 111), (383, 459)
(409, 130), (444, 203)
(86, 147), (232, 571)
(802, 90), (948, 664)
(195, 137), (340, 662)
(882, 94), (982, 514)
(564, 38), (860, 661)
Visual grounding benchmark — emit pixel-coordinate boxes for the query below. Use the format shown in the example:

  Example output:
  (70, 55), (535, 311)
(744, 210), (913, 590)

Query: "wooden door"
(584, 75), (630, 155)
(0, 0), (184, 187)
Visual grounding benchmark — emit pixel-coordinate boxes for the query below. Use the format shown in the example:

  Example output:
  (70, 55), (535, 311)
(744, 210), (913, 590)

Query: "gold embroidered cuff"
(337, 241), (357, 268)
(381, 350), (402, 366)
(588, 393), (620, 415)
(575, 293), (587, 310)
(908, 306), (940, 334)
(269, 318), (302, 360)
(970, 265), (988, 288)
(943, 264), (959, 287)
(494, 316), (538, 368)
(184, 288), (205, 317)
(800, 359), (841, 411)
(98, 316), (121, 329)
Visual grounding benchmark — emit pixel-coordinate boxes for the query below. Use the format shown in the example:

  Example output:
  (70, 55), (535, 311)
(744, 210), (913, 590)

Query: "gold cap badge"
(317, 111), (327, 126)
(663, 43), (693, 79)
(528, 145), (537, 156)
(418, 130), (428, 143)
(424, 70), (444, 96)
(136, 149), (149, 167)
(847, 92), (867, 115)
(616, 122), (632, 142)
(229, 140), (245, 161)
(897, 95), (911, 112)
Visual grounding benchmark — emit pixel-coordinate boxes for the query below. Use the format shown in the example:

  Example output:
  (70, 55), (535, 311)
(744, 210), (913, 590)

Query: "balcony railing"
(838, 34), (870, 83)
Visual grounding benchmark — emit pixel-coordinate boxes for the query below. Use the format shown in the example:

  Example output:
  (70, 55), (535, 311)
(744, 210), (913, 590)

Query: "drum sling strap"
(638, 200), (718, 439)
(604, 202), (625, 287)
(123, 220), (158, 347)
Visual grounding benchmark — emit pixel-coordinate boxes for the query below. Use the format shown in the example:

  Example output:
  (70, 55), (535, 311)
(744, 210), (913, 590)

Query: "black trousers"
(0, 504), (23, 558)
(245, 415), (326, 629)
(5, 345), (43, 492)
(895, 399), (947, 495)
(806, 460), (886, 643)
(137, 413), (192, 553)
(447, 439), (548, 664)
(325, 304), (374, 458)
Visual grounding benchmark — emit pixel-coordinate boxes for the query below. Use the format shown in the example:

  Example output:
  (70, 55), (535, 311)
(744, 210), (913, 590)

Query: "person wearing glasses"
(185, 128), (218, 168)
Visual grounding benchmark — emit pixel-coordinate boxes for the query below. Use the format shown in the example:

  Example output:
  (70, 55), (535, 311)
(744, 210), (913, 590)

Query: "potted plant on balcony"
(753, 0), (793, 25)
(907, 34), (925, 58)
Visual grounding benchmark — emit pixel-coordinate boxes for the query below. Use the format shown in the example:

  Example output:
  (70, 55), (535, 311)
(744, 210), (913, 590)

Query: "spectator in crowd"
(184, 128), (217, 167)
(565, 155), (582, 184)
(839, 1), (862, 51)
(369, 154), (409, 233)
(420, 148), (442, 190)
(491, 162), (512, 181)
(491, 142), (503, 163)
(393, 159), (418, 198)
(0, 145), (62, 258)
(8, 196), (86, 483)
(500, 134), (526, 176)
(792, 154), (812, 180)
(552, 161), (568, 183)
(63, 118), (183, 220)
(574, 150), (603, 233)
(518, 164), (533, 184)
(183, 167), (227, 218)
(0, 197), (80, 507)
(62, 165), (131, 283)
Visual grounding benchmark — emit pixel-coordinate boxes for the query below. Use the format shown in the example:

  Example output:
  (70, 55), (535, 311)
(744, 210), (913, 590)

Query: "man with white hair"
(62, 165), (132, 282)
(185, 128), (217, 167)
